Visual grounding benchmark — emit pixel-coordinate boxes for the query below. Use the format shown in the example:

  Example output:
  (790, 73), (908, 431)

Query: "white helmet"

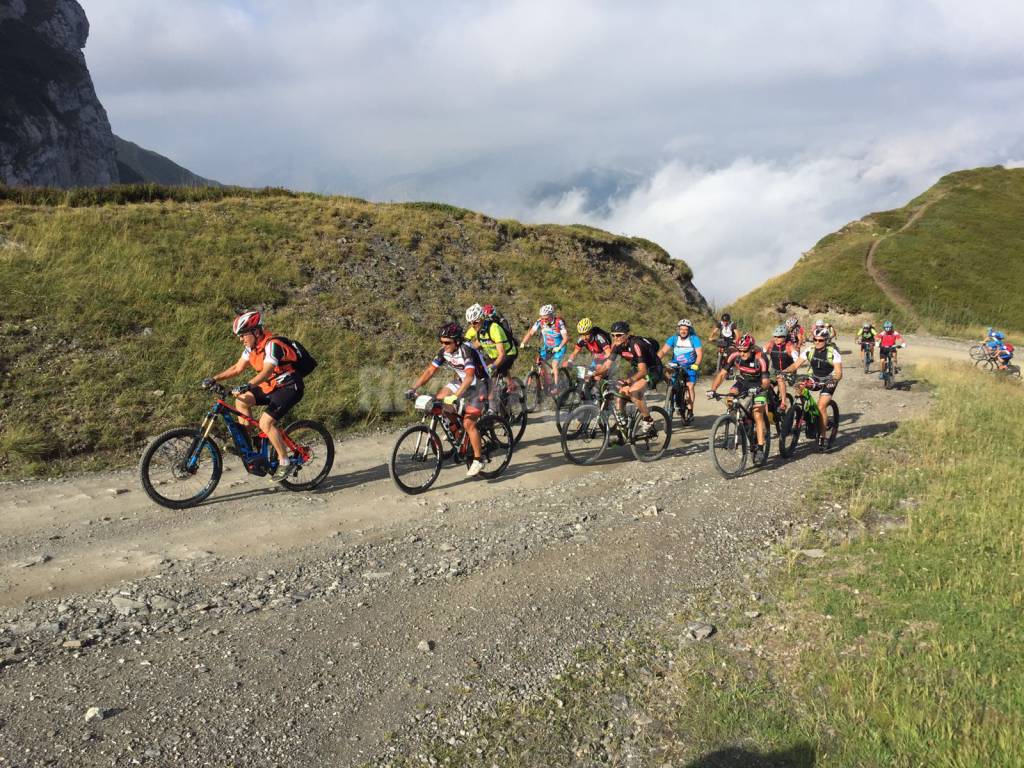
(465, 303), (484, 323)
(814, 318), (825, 328)
(539, 304), (554, 317)
(677, 318), (693, 328)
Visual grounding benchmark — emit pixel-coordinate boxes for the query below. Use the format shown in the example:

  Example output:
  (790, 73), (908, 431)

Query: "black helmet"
(721, 313), (731, 322)
(610, 321), (630, 334)
(439, 321), (463, 341)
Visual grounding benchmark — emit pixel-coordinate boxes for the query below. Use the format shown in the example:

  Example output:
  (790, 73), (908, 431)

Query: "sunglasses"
(440, 338), (457, 345)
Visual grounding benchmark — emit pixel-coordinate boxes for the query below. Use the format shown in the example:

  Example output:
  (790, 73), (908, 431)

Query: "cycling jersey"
(805, 346), (841, 379)
(726, 350), (770, 383)
(531, 317), (568, 349)
(859, 329), (877, 346)
(243, 334), (298, 393)
(787, 325), (804, 347)
(877, 330), (903, 348)
(665, 332), (702, 365)
(431, 343), (490, 386)
(466, 320), (517, 360)
(614, 336), (661, 371)
(717, 320), (737, 341)
(763, 339), (798, 372)
(574, 328), (612, 360)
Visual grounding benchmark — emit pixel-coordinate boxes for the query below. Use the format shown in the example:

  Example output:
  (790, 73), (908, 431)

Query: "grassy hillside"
(0, 185), (709, 476)
(728, 166), (1024, 335)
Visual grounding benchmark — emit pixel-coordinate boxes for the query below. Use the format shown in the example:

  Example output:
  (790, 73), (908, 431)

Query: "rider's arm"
(783, 356), (806, 375)
(708, 368), (726, 391)
(248, 359), (277, 389)
(452, 367), (476, 398)
(491, 335), (506, 367)
(694, 342), (703, 367)
(555, 323), (569, 352)
(212, 354), (248, 382)
(520, 324), (536, 346)
(832, 362), (843, 382)
(628, 361), (648, 385)
(411, 362), (439, 390)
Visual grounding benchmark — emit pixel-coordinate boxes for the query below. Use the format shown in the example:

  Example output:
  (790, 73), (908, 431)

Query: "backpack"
(638, 336), (665, 378)
(270, 336), (318, 377)
(1005, 342), (1015, 354)
(485, 311), (519, 355)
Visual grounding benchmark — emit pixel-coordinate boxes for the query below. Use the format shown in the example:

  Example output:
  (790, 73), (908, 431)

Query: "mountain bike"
(523, 349), (571, 413)
(707, 390), (773, 477)
(560, 385), (671, 465)
(861, 340), (874, 373)
(554, 364), (600, 432)
(490, 372), (528, 444)
(879, 344), (903, 389)
(779, 377), (839, 457)
(975, 357), (1021, 379)
(664, 362), (696, 428)
(388, 394), (514, 494)
(714, 339), (735, 373)
(139, 382), (334, 509)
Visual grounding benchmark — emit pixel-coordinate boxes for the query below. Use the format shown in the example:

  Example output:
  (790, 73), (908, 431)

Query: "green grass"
(727, 166), (1024, 337)
(0, 187), (708, 476)
(388, 362), (1023, 766)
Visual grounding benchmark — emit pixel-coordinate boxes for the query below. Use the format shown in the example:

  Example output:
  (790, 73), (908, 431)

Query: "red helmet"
(232, 310), (262, 336)
(735, 334), (755, 351)
(482, 304), (496, 318)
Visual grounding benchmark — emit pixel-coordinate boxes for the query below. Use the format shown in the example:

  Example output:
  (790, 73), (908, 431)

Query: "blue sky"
(79, 0), (1024, 302)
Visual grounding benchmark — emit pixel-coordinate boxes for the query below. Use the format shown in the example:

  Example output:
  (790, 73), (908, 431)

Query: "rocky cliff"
(0, 0), (119, 187)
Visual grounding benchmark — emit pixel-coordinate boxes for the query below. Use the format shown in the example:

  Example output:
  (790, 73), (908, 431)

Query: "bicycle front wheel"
(139, 427), (222, 509)
(824, 401), (840, 448)
(504, 377), (529, 444)
(975, 358), (996, 372)
(560, 404), (609, 465)
(709, 413), (747, 478)
(629, 406), (671, 462)
(779, 405), (801, 458)
(474, 415), (514, 479)
(968, 344), (987, 361)
(555, 386), (583, 433)
(280, 420), (335, 491)
(524, 372), (543, 413)
(389, 425), (443, 494)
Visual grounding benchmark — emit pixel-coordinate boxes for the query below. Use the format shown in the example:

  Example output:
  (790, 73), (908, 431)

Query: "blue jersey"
(665, 332), (702, 365)
(531, 317), (568, 349)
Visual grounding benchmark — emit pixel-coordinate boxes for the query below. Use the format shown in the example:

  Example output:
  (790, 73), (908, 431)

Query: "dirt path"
(864, 198), (942, 325)
(0, 337), (968, 766)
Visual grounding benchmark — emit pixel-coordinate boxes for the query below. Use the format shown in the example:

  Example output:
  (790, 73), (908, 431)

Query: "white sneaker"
(466, 459), (484, 478)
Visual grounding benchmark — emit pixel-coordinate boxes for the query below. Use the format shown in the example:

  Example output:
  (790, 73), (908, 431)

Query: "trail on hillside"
(864, 199), (941, 326)
(0, 336), (966, 767)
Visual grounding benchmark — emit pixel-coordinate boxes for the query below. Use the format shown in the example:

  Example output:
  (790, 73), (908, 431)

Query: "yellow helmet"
(577, 317), (593, 334)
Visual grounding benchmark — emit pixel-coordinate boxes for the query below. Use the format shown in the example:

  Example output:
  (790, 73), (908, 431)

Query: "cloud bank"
(78, 0), (1024, 301)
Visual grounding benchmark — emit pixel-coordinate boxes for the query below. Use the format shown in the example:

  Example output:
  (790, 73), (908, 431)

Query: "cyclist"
(465, 303), (516, 378)
(858, 322), (878, 371)
(987, 337), (1015, 369)
(709, 312), (740, 370)
(408, 322), (489, 478)
(763, 325), (799, 413)
(785, 327), (843, 449)
(565, 317), (614, 380)
(659, 318), (703, 410)
(707, 334), (772, 460)
(813, 318), (838, 349)
(520, 304), (570, 391)
(204, 310), (305, 481)
(785, 316), (805, 349)
(608, 321), (660, 434)
(877, 320), (905, 377)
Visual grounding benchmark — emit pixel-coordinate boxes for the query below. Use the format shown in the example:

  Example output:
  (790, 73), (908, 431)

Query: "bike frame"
(190, 397), (309, 472)
(415, 401), (471, 465)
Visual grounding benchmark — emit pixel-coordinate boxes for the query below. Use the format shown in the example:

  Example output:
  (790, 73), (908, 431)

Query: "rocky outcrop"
(0, 0), (119, 187)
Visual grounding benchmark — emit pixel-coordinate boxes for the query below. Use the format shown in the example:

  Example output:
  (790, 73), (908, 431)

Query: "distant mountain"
(113, 135), (220, 187)
(0, 0), (217, 188)
(727, 166), (1024, 334)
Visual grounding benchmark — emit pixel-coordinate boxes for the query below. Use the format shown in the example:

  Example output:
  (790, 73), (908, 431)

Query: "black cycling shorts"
(252, 378), (304, 421)
(730, 378), (769, 403)
(879, 345), (896, 358)
(491, 355), (516, 377)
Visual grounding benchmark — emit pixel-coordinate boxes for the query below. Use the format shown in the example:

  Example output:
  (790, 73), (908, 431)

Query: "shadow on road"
(684, 742), (816, 768)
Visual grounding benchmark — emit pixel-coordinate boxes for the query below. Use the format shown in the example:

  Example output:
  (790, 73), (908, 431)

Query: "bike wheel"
(779, 403), (801, 457)
(139, 427), (222, 509)
(968, 344), (987, 361)
(560, 404), (609, 465)
(709, 413), (747, 478)
(555, 386), (583, 432)
(389, 424), (443, 494)
(279, 420), (335, 491)
(824, 401), (840, 448)
(629, 406), (672, 462)
(1005, 365), (1022, 379)
(524, 372), (543, 413)
(472, 415), (514, 479)
(975, 358), (996, 372)
(503, 377), (529, 444)
(883, 361), (893, 389)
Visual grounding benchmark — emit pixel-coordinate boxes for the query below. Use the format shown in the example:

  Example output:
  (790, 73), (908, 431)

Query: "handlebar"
(202, 380), (231, 398)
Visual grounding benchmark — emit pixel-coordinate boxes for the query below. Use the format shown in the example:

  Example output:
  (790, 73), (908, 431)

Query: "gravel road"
(0, 336), (965, 766)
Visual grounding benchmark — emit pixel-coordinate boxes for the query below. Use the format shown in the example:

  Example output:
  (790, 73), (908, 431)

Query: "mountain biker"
(709, 312), (740, 370)
(858, 322), (877, 371)
(813, 318), (838, 349)
(986, 337), (1015, 369)
(707, 334), (771, 460)
(565, 317), (613, 380)
(785, 316), (805, 349)
(609, 321), (659, 434)
(520, 304), (570, 391)
(659, 319), (703, 409)
(204, 310), (305, 482)
(763, 325), (799, 412)
(465, 303), (516, 378)
(877, 320), (905, 377)
(408, 322), (489, 478)
(785, 327), (843, 449)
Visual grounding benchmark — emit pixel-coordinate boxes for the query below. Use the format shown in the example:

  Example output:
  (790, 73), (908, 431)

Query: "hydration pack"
(270, 336), (318, 377)
(484, 311), (520, 355)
